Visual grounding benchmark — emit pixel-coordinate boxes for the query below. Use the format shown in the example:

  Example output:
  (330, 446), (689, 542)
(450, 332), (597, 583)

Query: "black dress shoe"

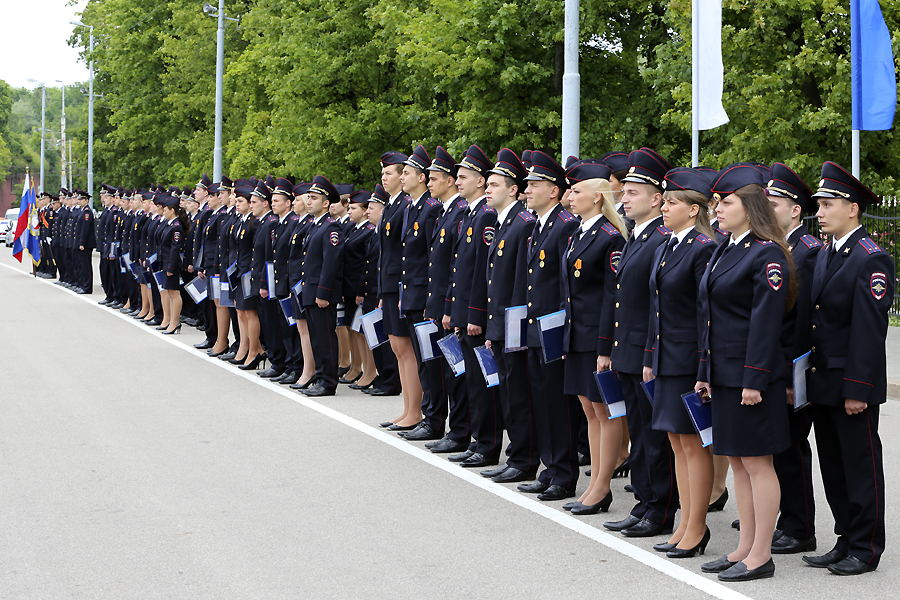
(517, 481), (550, 494)
(603, 514), (641, 532)
(258, 368), (283, 379)
(278, 372), (301, 385)
(402, 423), (442, 441)
(667, 527), (710, 558)
(538, 484), (575, 501)
(366, 389), (390, 396)
(492, 467), (536, 484)
(459, 452), (499, 468)
(430, 438), (469, 454)
(708, 488), (729, 512)
(302, 384), (336, 397)
(480, 464), (509, 478)
(388, 423), (419, 432)
(378, 421), (394, 428)
(624, 484), (633, 493)
(270, 371), (291, 383)
(337, 365), (351, 378)
(613, 457), (631, 478)
(349, 381), (374, 390)
(218, 352), (237, 361)
(571, 491), (613, 514)
(718, 558), (775, 582)
(653, 541), (678, 552)
(772, 534), (816, 554)
(701, 555), (738, 573)
(339, 372), (362, 385)
(802, 549), (847, 568)
(563, 501), (583, 511)
(732, 519), (740, 530)
(622, 518), (672, 538)
(448, 450), (475, 463)
(827, 555), (875, 576)
(194, 340), (214, 350)
(578, 452), (589, 466)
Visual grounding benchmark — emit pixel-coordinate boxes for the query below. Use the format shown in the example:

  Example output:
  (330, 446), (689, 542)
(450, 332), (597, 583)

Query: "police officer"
(341, 189), (377, 387)
(802, 162), (893, 576)
(72, 189), (95, 294)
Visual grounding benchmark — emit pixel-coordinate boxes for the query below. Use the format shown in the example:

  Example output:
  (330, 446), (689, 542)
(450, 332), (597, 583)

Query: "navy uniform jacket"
(400, 192), (442, 311)
(362, 233), (381, 313)
(183, 211), (201, 269)
(201, 207), (227, 273)
(485, 202), (535, 341)
(251, 211), (278, 295)
(75, 207), (96, 249)
(525, 203), (580, 347)
(611, 215), (669, 374)
(268, 215), (296, 299)
(447, 198), (498, 329)
(52, 206), (68, 245)
(120, 211), (134, 256)
(343, 222), (375, 299)
(234, 215), (257, 277)
(300, 215), (344, 305)
(192, 205), (211, 267)
(808, 228), (894, 406)
(377, 193), (411, 297)
(697, 233), (790, 390)
(97, 209), (113, 255)
(562, 216), (625, 355)
(217, 209), (238, 277)
(64, 207), (79, 250)
(288, 213), (314, 289)
(710, 220), (728, 244)
(160, 220), (184, 273)
(646, 228), (716, 376)
(781, 226), (823, 366)
(426, 196), (468, 321)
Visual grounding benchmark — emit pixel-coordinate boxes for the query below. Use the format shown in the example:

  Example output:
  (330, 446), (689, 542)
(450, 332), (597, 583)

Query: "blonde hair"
(579, 178), (628, 236)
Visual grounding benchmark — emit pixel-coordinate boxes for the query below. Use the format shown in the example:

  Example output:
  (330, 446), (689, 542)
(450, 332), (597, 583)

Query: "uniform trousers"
(618, 371), (678, 527)
(773, 405), (816, 540)
(306, 303), (338, 390)
(527, 349), (580, 489)
(811, 403), (884, 567)
(463, 331), (503, 459)
(405, 309), (447, 435)
(52, 243), (67, 282)
(258, 298), (286, 372)
(75, 248), (93, 292)
(493, 341), (539, 473)
(277, 303), (302, 374)
(372, 341), (401, 394)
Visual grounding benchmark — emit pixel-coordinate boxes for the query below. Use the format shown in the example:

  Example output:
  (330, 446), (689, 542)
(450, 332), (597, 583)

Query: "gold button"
(617, 284), (620, 289)
(453, 297), (456, 301)
(708, 321), (711, 326)
(815, 304), (820, 310)
(428, 292), (431, 296)
(656, 312), (659, 317)
(811, 347), (816, 352)
(657, 335), (660, 339)
(490, 263), (493, 268)
(615, 302), (619, 308)
(402, 257), (405, 260)
(528, 302), (532, 307)
(489, 315), (493, 319)
(528, 319), (534, 324)
(429, 278), (432, 282)
(429, 262), (432, 267)
(403, 285), (407, 289)
(453, 283), (456, 287)
(488, 298), (491, 302)
(529, 269), (533, 274)
(812, 324), (816, 330)
(811, 367), (816, 373)
(453, 268), (457, 273)
(614, 341), (618, 347)
(615, 322), (618, 327)
(488, 280), (492, 285)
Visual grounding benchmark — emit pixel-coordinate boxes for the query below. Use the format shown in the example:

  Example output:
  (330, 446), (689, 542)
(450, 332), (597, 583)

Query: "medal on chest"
(539, 249), (545, 268)
(574, 258), (582, 277)
(498, 239), (504, 256)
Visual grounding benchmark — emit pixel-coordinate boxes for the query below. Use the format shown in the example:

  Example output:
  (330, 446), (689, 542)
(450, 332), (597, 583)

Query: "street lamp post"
(70, 21), (94, 202)
(27, 79), (46, 194)
(56, 80), (67, 189)
(203, 2), (239, 182)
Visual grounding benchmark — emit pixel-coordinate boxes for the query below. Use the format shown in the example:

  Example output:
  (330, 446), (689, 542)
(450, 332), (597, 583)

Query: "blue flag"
(12, 174), (40, 265)
(852, 0), (897, 130)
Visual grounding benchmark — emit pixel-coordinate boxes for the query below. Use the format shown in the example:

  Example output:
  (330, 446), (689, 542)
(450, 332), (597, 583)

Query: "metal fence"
(803, 196), (900, 314)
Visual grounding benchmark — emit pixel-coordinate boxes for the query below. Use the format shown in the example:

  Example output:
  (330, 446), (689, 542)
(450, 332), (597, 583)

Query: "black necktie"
(659, 236), (677, 269)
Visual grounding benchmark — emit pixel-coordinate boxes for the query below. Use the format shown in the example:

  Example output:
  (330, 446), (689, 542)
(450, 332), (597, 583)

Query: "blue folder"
(681, 391), (713, 447)
(437, 333), (466, 377)
(279, 297), (295, 326)
(265, 262), (275, 297)
(504, 305), (528, 352)
(241, 271), (252, 299)
(641, 378), (655, 406)
(475, 345), (499, 388)
(153, 270), (167, 291)
(593, 370), (627, 419)
(537, 309), (566, 363)
(398, 281), (405, 316)
(360, 308), (389, 349)
(219, 280), (234, 307)
(414, 320), (442, 361)
(336, 304), (346, 327)
(184, 275), (208, 303)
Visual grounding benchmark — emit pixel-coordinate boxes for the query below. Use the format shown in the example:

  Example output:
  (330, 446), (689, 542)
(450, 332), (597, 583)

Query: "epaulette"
(800, 234), (822, 249)
(859, 237), (884, 254)
(266, 214), (277, 223)
(695, 233), (714, 244)
(716, 228), (727, 237)
(456, 199), (468, 210)
(558, 210), (577, 223)
(481, 205), (497, 214)
(425, 197), (441, 207)
(365, 223), (375, 231)
(326, 216), (336, 223)
(601, 222), (619, 236)
(656, 225), (671, 236)
(517, 211), (536, 223)
(755, 239), (774, 245)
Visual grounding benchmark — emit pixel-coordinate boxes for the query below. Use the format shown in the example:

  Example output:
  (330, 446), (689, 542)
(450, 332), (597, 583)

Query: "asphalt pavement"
(1, 252), (898, 600)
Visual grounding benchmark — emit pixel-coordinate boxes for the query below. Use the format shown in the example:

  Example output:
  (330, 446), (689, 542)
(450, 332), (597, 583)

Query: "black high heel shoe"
(339, 371), (363, 385)
(613, 457), (630, 478)
(708, 489), (729, 512)
(350, 381), (374, 390)
(570, 491), (612, 515)
(337, 365), (351, 378)
(161, 324), (182, 335)
(667, 527), (710, 558)
(238, 353), (266, 370)
(228, 354), (248, 365)
(653, 541), (678, 552)
(156, 325), (168, 330)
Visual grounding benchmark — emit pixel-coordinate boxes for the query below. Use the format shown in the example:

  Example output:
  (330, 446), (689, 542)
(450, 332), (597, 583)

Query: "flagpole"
(691, 0), (699, 167)
(852, 130), (860, 178)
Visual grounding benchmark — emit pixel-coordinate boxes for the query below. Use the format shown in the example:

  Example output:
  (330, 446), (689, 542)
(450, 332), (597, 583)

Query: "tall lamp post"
(26, 79), (46, 194)
(70, 20), (94, 202)
(56, 80), (67, 189)
(202, 2), (239, 182)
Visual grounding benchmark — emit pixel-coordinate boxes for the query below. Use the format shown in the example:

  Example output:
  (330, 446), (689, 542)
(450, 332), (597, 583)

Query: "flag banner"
(792, 351), (812, 412)
(537, 309), (566, 363)
(475, 345), (500, 388)
(360, 308), (389, 348)
(279, 297), (295, 326)
(414, 320), (442, 361)
(852, 0), (897, 130)
(437, 333), (466, 377)
(594, 370), (627, 419)
(641, 377), (655, 406)
(266, 262), (276, 297)
(694, 0), (729, 130)
(219, 280), (234, 307)
(504, 305), (528, 351)
(682, 391), (713, 447)
(185, 275), (208, 303)
(12, 174), (41, 264)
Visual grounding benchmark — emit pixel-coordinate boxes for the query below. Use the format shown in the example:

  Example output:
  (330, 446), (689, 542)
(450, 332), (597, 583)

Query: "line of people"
(38, 145), (892, 582)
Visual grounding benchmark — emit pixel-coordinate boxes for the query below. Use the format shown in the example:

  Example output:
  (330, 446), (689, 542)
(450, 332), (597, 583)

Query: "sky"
(0, 0), (90, 90)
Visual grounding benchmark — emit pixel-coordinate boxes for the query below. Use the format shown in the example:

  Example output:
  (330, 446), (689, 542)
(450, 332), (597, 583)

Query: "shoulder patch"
(517, 211), (536, 223)
(84, 213), (89, 221)
(610, 250), (622, 273)
(800, 234), (822, 249)
(766, 262), (783, 291)
(655, 225), (671, 236)
(330, 231), (340, 246)
(425, 197), (441, 207)
(601, 222), (619, 237)
(695, 233), (714, 245)
(871, 272), (888, 299)
(859, 238), (883, 254)
(558, 210), (577, 223)
(755, 239), (774, 245)
(483, 226), (495, 245)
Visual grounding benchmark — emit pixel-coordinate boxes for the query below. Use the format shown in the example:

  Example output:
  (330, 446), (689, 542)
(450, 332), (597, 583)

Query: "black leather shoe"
(667, 527), (710, 558)
(194, 340), (215, 350)
(258, 368), (283, 379)
(339, 372), (362, 385)
(517, 481), (549, 494)
(802, 549), (847, 568)
(653, 541), (678, 552)
(349, 381), (374, 390)
(218, 352), (237, 361)
(270, 372), (291, 383)
(613, 457), (631, 478)
(624, 484), (633, 493)
(430, 439), (469, 454)
(772, 534), (816, 554)
(480, 464), (509, 478)
(827, 555), (875, 576)
(366, 389), (391, 396)
(459, 452), (499, 468)
(718, 558), (775, 582)
(337, 365), (350, 378)
(708, 488), (729, 512)
(388, 423), (419, 432)
(701, 555), (739, 573)
(493, 467), (536, 484)
(732, 519), (740, 530)
(578, 452), (590, 466)
(290, 379), (317, 390)
(571, 491), (612, 514)
(448, 450), (475, 463)
(603, 514), (641, 532)
(537, 484), (575, 501)
(563, 501), (583, 511)
(301, 384), (335, 397)
(402, 423), (442, 441)
(378, 421), (394, 428)
(278, 372), (301, 385)
(622, 518), (672, 538)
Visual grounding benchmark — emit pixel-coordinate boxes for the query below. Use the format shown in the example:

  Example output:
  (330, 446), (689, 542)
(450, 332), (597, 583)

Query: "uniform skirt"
(164, 272), (180, 290)
(710, 382), (790, 456)
(381, 291), (408, 337)
(563, 351), (601, 403)
(235, 290), (258, 311)
(651, 374), (696, 435)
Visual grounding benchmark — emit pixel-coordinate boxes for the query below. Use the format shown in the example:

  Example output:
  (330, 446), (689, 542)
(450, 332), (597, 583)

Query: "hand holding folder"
(682, 391), (713, 447)
(437, 333), (466, 377)
(593, 370), (627, 419)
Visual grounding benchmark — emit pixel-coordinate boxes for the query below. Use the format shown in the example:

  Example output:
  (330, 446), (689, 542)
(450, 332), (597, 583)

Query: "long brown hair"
(663, 189), (716, 239)
(734, 184), (797, 311)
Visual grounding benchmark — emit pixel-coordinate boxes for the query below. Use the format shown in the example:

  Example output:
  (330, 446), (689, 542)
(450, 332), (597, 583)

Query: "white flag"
(694, 0), (729, 130)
